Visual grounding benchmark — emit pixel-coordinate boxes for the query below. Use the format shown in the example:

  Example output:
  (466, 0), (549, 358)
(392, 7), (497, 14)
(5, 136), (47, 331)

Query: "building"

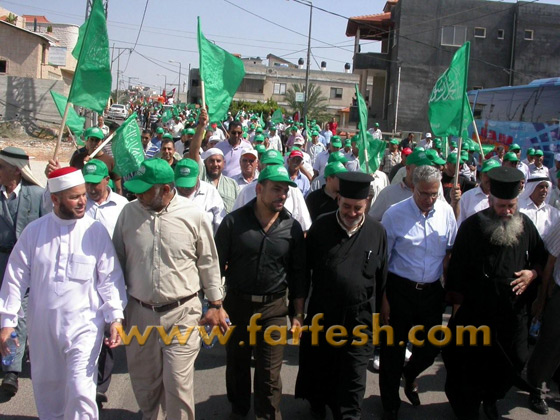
(188, 53), (359, 124)
(346, 0), (560, 135)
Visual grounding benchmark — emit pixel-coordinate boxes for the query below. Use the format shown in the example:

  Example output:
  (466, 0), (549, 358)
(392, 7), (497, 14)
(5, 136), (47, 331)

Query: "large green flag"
(355, 85), (385, 173)
(428, 42), (472, 139)
(111, 113), (144, 177)
(162, 108), (173, 124)
(197, 17), (245, 122)
(68, 0), (111, 113)
(271, 109), (283, 124)
(50, 90), (86, 138)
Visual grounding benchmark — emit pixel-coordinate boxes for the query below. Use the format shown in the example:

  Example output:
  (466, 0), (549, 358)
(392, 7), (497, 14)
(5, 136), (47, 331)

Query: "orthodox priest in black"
(306, 162), (347, 223)
(443, 166), (546, 420)
(295, 171), (388, 420)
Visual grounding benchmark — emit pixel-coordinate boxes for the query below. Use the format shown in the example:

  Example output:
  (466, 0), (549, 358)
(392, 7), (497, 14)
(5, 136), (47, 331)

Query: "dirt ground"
(0, 130), (75, 162)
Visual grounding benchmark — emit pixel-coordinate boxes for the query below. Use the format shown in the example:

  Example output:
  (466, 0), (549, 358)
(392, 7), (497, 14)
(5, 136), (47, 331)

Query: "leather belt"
(390, 272), (440, 291)
(132, 293), (197, 312)
(0, 245), (13, 254)
(230, 290), (286, 303)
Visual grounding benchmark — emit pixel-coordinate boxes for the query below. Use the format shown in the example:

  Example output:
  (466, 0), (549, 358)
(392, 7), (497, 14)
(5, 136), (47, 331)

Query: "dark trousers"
(527, 284), (560, 391)
(97, 341), (114, 394)
(224, 293), (288, 420)
(379, 273), (444, 412)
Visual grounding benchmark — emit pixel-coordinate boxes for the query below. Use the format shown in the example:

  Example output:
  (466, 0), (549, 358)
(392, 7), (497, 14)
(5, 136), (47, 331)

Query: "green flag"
(271, 109), (283, 124)
(428, 42), (472, 139)
(162, 108), (173, 123)
(67, 0), (111, 113)
(355, 85), (385, 173)
(111, 113), (144, 177)
(50, 90), (86, 138)
(197, 17), (245, 122)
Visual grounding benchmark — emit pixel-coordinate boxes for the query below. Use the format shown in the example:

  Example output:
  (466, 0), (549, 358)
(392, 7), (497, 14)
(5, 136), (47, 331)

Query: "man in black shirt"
(305, 161), (347, 223)
(441, 152), (476, 219)
(215, 165), (306, 419)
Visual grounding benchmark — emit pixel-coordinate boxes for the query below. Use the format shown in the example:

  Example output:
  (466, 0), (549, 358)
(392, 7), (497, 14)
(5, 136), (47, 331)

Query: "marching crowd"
(0, 103), (560, 420)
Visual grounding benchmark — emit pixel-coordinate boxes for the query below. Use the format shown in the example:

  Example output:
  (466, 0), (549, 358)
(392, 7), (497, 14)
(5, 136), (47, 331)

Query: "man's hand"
(198, 108), (209, 128)
(200, 307), (230, 334)
(45, 158), (61, 177)
(511, 269), (536, 295)
(380, 293), (390, 325)
(105, 322), (123, 348)
(450, 185), (461, 205)
(290, 314), (304, 339)
(0, 327), (18, 357)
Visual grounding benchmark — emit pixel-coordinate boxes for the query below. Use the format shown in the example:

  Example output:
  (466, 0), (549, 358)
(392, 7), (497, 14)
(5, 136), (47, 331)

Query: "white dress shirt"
(186, 180), (226, 234)
(519, 197), (560, 240)
(458, 186), (489, 226)
(85, 188), (129, 237)
(313, 150), (330, 177)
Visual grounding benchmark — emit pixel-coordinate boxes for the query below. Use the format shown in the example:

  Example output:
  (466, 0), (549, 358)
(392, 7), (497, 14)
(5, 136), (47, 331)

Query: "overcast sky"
(2, 0), (559, 94)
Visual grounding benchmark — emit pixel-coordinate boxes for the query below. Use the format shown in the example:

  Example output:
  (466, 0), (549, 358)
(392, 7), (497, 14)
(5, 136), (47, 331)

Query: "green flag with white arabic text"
(50, 90), (86, 138)
(111, 113), (144, 177)
(355, 85), (385, 173)
(197, 17), (245, 122)
(68, 0), (111, 113)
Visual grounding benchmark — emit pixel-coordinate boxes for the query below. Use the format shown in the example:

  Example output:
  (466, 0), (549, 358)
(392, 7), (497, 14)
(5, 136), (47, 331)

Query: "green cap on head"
(258, 165), (297, 187)
(156, 127), (165, 134)
(254, 134), (265, 143)
(481, 159), (501, 173)
(255, 144), (267, 154)
(406, 149), (432, 167)
(503, 151), (519, 163)
(84, 126), (104, 140)
(324, 161), (348, 178)
(450, 140), (458, 148)
(446, 152), (464, 165)
(534, 149), (544, 156)
(162, 133), (173, 140)
(527, 148), (536, 156)
(184, 128), (195, 135)
(174, 158), (199, 188)
(331, 136), (342, 148)
(260, 149), (284, 166)
(426, 149), (446, 166)
(255, 127), (263, 133)
(82, 159), (108, 183)
(124, 159), (174, 194)
(311, 130), (319, 136)
(389, 138), (399, 145)
(509, 143), (521, 152)
(328, 151), (349, 164)
(344, 139), (352, 147)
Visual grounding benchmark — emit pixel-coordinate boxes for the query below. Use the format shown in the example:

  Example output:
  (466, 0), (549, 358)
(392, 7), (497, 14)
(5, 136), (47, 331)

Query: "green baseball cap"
(331, 136), (342, 148)
(406, 149), (432, 167)
(290, 125), (298, 131)
(344, 139), (352, 147)
(509, 143), (521, 152)
(534, 149), (544, 156)
(389, 138), (399, 145)
(156, 127), (165, 134)
(255, 127), (263, 133)
(503, 151), (519, 162)
(258, 165), (297, 187)
(163, 133), (173, 140)
(84, 126), (104, 140)
(481, 159), (501, 173)
(125, 159), (175, 194)
(374, 122), (379, 127)
(527, 148), (536, 156)
(460, 150), (469, 160)
(426, 149), (446, 166)
(183, 128), (195, 135)
(328, 151), (349, 164)
(260, 149), (284, 166)
(446, 152), (464, 165)
(450, 140), (458, 148)
(255, 144), (267, 154)
(249, 123), (255, 130)
(269, 124), (277, 130)
(82, 159), (108, 183)
(324, 161), (348, 178)
(311, 130), (319, 136)
(174, 158), (199, 188)
(254, 134), (265, 143)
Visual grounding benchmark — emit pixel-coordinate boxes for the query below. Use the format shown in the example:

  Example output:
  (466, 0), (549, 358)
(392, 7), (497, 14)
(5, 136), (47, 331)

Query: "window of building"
(441, 26), (467, 47)
(474, 27), (486, 38)
(0, 60), (6, 73)
(497, 29), (505, 40)
(273, 83), (286, 95)
(330, 87), (343, 99)
(524, 29), (534, 41)
(238, 78), (264, 94)
(472, 86), (483, 91)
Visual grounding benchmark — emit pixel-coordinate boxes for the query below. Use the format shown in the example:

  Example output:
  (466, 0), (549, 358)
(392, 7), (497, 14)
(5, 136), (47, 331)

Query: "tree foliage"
(285, 83), (329, 122)
(230, 98), (285, 120)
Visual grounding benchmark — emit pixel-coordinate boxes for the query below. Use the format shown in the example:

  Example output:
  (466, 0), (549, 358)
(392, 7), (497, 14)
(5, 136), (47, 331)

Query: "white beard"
(479, 211), (524, 247)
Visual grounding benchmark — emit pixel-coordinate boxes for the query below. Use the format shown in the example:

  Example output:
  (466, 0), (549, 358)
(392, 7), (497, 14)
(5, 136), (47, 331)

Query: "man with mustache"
(444, 166), (546, 420)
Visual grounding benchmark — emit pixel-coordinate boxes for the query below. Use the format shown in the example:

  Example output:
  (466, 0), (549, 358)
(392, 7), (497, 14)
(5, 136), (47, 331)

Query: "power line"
(122, 0), (150, 73)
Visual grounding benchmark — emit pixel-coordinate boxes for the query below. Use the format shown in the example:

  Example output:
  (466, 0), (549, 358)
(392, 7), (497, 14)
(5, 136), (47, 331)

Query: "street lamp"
(156, 73), (167, 93)
(169, 60), (182, 103)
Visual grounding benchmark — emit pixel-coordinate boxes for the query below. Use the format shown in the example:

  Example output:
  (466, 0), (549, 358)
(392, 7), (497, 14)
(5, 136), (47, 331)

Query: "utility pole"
(85, 0), (108, 20)
(301, 0), (313, 129)
(169, 60), (182, 103)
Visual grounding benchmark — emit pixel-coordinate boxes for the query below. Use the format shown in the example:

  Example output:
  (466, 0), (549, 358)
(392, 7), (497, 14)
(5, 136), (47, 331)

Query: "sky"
(3, 0), (560, 95)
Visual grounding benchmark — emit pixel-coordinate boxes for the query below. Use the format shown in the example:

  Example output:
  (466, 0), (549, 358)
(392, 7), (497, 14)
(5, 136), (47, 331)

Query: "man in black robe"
(305, 162), (347, 223)
(295, 171), (388, 420)
(444, 166), (546, 420)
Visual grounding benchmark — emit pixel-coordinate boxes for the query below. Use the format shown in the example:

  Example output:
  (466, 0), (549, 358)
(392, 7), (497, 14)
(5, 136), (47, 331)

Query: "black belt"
(230, 290), (286, 303)
(0, 245), (13, 254)
(132, 293), (197, 312)
(390, 272), (440, 291)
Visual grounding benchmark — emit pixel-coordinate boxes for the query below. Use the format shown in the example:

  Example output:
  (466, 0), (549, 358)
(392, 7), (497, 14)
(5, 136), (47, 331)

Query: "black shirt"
(441, 171), (476, 204)
(305, 186), (338, 223)
(215, 198), (306, 298)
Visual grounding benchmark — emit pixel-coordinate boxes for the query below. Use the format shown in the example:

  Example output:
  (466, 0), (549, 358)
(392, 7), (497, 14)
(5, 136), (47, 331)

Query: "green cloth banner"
(197, 17), (245, 122)
(68, 0), (111, 113)
(271, 109), (283, 124)
(355, 85), (385, 173)
(50, 90), (86, 139)
(428, 42), (472, 140)
(111, 113), (144, 177)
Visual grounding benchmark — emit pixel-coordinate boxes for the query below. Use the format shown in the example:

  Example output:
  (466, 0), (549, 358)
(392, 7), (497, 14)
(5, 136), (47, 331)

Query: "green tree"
(285, 83), (329, 122)
(6, 13), (18, 25)
(230, 98), (285, 121)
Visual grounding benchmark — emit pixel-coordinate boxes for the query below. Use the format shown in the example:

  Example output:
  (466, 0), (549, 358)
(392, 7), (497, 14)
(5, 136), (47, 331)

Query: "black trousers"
(527, 284), (560, 391)
(224, 293), (288, 420)
(97, 333), (114, 395)
(379, 273), (444, 412)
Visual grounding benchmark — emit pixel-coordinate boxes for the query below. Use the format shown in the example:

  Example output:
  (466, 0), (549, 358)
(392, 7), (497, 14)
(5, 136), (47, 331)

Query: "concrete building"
(346, 0), (560, 135)
(188, 53), (359, 123)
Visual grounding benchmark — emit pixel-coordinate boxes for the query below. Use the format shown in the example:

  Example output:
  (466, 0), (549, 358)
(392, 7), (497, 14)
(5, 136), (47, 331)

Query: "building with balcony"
(347, 0), (560, 135)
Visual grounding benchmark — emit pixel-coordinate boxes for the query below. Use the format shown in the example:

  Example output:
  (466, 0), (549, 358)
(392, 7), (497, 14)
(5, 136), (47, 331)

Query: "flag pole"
(89, 131), (117, 159)
(53, 102), (71, 160)
(468, 105), (485, 162)
(200, 80), (206, 111)
(453, 137), (463, 188)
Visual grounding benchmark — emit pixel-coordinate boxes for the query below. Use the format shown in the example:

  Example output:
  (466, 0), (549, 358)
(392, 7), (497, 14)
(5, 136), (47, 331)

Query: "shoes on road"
(528, 393), (549, 415)
(404, 378), (420, 406)
(1, 372), (19, 395)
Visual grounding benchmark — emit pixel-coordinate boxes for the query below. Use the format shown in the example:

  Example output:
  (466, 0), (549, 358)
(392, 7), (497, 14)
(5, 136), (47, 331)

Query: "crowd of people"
(0, 103), (560, 420)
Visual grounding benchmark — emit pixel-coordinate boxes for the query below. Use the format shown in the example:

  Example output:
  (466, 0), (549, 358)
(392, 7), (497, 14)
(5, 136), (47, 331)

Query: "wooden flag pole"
(200, 80), (206, 111)
(89, 131), (117, 159)
(453, 136), (463, 188)
(53, 102), (71, 160)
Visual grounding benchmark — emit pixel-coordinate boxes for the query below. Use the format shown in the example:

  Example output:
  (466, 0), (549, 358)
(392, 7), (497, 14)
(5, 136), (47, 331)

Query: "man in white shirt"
(368, 122), (383, 140)
(267, 125), (283, 152)
(313, 137), (342, 178)
(170, 116), (185, 141)
(528, 149), (555, 184)
(232, 150), (259, 190)
(380, 165), (457, 420)
(418, 132), (433, 149)
(306, 130), (326, 166)
(519, 174), (560, 238)
(0, 167), (127, 419)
